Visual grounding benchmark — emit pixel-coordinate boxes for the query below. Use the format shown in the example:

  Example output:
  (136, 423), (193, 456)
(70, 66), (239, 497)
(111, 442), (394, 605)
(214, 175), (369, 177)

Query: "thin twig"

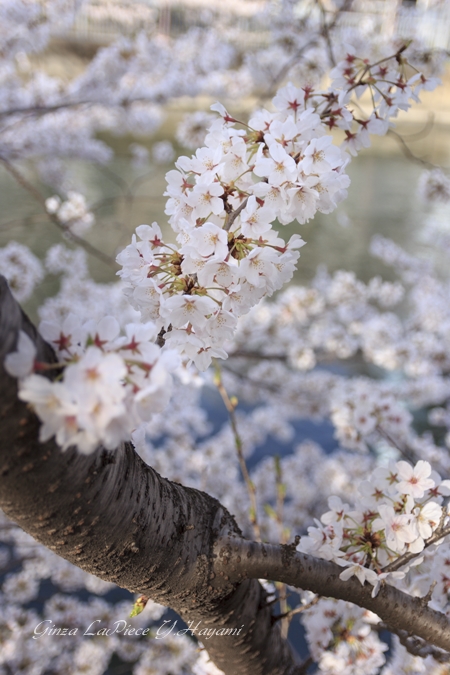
(89, 194), (164, 214)
(376, 424), (449, 481)
(376, 425), (419, 465)
(0, 157), (117, 269)
(263, 0), (352, 98)
(97, 164), (132, 199)
(395, 113), (435, 141)
(273, 594), (320, 622)
(387, 129), (442, 169)
(0, 213), (48, 232)
(419, 580), (437, 607)
(228, 350), (287, 361)
(223, 197), (249, 232)
(274, 456), (290, 638)
(0, 96), (170, 119)
(382, 523), (450, 573)
(213, 362), (261, 541)
(0, 101), (95, 118)
(264, 38), (319, 98)
(222, 364), (285, 393)
(317, 0), (336, 67)
(130, 167), (157, 193)
(97, 164), (135, 239)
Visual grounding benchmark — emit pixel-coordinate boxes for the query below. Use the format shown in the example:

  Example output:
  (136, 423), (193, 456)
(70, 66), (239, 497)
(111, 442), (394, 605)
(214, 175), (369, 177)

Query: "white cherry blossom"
(372, 505), (419, 553)
(253, 142), (297, 187)
(396, 460), (435, 498)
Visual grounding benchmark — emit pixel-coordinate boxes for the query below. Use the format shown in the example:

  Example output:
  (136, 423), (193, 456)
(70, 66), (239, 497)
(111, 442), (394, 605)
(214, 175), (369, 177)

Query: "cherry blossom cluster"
(298, 459), (450, 596)
(4, 318), (179, 454)
(45, 192), (95, 236)
(302, 597), (386, 675)
(329, 45), (440, 155)
(330, 380), (413, 452)
(118, 46), (435, 371)
(119, 86), (328, 370)
(0, 241), (44, 302)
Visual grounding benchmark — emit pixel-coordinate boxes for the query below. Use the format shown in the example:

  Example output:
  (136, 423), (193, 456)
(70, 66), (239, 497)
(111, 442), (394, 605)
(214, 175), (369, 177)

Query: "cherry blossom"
(396, 460), (435, 498)
(1, 9), (449, 673)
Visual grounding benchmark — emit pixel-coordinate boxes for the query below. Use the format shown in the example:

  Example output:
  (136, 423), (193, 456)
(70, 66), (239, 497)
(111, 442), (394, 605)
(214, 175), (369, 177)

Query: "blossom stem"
(223, 197), (249, 232)
(382, 524), (450, 573)
(213, 362), (261, 542)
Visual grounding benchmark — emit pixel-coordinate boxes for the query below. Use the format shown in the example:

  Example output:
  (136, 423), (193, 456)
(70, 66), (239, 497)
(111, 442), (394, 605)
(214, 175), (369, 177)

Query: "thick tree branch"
(1, 275), (450, 671)
(213, 537), (450, 653)
(0, 276), (300, 675)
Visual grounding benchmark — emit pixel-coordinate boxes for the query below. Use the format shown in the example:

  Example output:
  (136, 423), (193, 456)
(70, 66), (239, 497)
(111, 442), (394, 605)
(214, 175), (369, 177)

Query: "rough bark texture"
(0, 276), (300, 675)
(0, 275), (449, 672)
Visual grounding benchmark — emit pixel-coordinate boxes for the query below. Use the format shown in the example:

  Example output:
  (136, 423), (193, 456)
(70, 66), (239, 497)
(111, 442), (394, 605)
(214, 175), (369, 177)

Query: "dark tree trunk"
(1, 275), (449, 674)
(0, 276), (300, 675)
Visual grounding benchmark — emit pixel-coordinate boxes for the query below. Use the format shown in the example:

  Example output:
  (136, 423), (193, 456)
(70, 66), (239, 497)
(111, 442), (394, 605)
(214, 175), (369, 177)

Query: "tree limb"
(1, 275), (450, 672)
(0, 276), (300, 675)
(393, 627), (450, 662)
(213, 537), (450, 653)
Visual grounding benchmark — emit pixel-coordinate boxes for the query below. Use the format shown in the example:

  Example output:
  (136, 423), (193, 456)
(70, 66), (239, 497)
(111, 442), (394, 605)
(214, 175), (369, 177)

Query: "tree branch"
(0, 276), (300, 675)
(0, 157), (117, 269)
(393, 627), (450, 662)
(1, 275), (450, 671)
(213, 537), (450, 653)
(382, 517), (450, 573)
(223, 197), (248, 232)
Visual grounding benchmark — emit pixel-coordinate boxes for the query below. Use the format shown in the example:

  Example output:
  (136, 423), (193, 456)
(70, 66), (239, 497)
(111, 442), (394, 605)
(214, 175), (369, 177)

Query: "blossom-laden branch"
(1, 277), (450, 674)
(212, 537), (450, 652)
(4, 47), (440, 456)
(0, 276), (300, 675)
(395, 630), (450, 663)
(382, 519), (450, 573)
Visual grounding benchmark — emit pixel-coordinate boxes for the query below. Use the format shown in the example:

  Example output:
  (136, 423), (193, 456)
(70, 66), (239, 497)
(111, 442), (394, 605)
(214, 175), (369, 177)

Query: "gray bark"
(0, 275), (449, 672)
(214, 538), (450, 652)
(0, 276), (300, 674)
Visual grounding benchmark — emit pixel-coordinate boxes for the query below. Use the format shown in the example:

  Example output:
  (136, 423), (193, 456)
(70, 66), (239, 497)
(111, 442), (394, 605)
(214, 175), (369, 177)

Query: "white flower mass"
(2, 2), (450, 674)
